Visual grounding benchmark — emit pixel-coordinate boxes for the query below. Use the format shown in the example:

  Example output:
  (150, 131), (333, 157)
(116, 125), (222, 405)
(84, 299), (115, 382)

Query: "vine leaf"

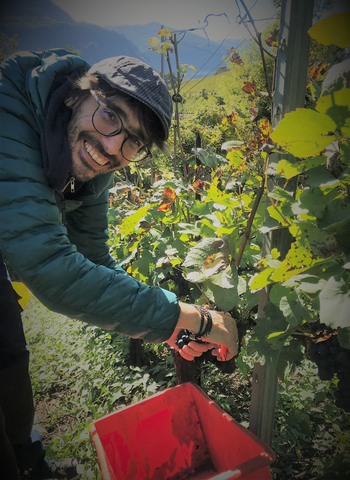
(158, 186), (176, 212)
(277, 156), (326, 179)
(202, 253), (226, 277)
(120, 205), (152, 236)
(249, 266), (275, 292)
(319, 274), (350, 329)
(308, 11), (350, 48)
(202, 267), (238, 311)
(270, 243), (317, 283)
(337, 327), (350, 349)
(316, 88), (350, 138)
(265, 28), (279, 47)
(270, 109), (336, 157)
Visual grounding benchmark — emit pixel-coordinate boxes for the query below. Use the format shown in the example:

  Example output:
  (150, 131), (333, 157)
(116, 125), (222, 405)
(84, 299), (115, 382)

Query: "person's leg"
(0, 405), (20, 480)
(0, 251), (79, 479)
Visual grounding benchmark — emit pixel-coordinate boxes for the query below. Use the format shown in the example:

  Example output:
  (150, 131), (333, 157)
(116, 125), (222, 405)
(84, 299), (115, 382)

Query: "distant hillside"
(1, 0), (149, 67)
(3, 0), (74, 22)
(105, 22), (242, 79)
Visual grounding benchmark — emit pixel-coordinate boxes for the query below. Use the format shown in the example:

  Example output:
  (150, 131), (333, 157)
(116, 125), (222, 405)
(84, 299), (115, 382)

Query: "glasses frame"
(90, 90), (151, 163)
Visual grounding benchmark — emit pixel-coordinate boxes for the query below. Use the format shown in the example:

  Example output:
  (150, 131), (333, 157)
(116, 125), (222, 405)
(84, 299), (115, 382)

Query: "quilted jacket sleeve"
(0, 50), (180, 343)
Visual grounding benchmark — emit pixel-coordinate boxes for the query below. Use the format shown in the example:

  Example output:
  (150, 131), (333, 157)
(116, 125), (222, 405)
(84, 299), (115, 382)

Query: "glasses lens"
(93, 107), (121, 135)
(122, 141), (149, 162)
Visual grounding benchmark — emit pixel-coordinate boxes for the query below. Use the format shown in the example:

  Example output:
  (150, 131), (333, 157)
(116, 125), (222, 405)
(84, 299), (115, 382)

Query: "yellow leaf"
(308, 11), (350, 48)
(12, 282), (31, 309)
(147, 36), (161, 47)
(249, 267), (275, 292)
(270, 243), (316, 283)
(270, 109), (336, 158)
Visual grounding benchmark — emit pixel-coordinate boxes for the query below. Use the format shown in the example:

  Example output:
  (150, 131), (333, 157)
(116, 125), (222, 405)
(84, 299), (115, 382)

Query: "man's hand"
(166, 328), (217, 361)
(166, 303), (239, 362)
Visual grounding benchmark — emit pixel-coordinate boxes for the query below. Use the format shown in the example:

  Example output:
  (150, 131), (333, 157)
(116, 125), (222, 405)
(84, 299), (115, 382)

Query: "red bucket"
(90, 382), (275, 480)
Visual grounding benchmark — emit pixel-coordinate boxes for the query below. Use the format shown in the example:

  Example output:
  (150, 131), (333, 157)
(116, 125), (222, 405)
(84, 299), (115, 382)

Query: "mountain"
(105, 22), (241, 79)
(1, 1), (241, 77)
(3, 0), (74, 22)
(1, 0), (148, 67)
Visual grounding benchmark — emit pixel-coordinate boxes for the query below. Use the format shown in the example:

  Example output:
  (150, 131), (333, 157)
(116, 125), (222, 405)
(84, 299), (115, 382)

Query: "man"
(0, 49), (238, 479)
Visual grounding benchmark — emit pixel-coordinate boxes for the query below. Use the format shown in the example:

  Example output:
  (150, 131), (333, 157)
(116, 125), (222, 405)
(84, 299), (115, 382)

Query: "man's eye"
(100, 108), (119, 124)
(129, 136), (143, 148)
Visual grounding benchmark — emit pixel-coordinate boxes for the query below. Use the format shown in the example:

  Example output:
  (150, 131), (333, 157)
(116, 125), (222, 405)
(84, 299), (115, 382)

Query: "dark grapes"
(309, 333), (350, 413)
(175, 329), (205, 349)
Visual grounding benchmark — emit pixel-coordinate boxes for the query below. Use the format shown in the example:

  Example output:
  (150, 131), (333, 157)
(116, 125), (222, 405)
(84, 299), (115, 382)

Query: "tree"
(0, 33), (18, 62)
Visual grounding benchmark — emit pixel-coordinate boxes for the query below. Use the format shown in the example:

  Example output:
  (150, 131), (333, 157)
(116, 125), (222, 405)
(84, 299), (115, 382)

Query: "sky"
(51, 0), (280, 42)
(51, 0), (350, 42)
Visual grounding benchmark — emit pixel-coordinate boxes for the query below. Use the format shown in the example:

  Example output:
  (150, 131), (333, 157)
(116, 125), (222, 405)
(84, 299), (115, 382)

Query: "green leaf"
(307, 164), (340, 187)
(202, 268), (238, 311)
(277, 156), (326, 179)
(308, 11), (350, 48)
(193, 146), (227, 167)
(293, 223), (339, 259)
(177, 223), (201, 236)
(319, 274), (350, 329)
(295, 187), (327, 219)
(206, 184), (241, 209)
(239, 290), (259, 312)
(254, 302), (289, 349)
(279, 290), (313, 327)
(270, 109), (336, 157)
(190, 201), (213, 216)
(317, 199), (350, 231)
(183, 237), (214, 269)
(337, 327), (350, 349)
(268, 186), (294, 202)
(226, 149), (245, 168)
(120, 205), (152, 236)
(270, 283), (290, 306)
(340, 142), (350, 166)
(317, 88), (350, 137)
(221, 140), (244, 150)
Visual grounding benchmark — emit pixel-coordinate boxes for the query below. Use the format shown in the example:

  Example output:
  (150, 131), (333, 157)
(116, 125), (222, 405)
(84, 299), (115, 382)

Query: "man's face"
(67, 93), (142, 182)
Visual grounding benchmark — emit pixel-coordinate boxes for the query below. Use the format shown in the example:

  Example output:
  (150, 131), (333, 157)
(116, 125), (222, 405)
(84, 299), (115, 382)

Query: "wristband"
(194, 306), (213, 339)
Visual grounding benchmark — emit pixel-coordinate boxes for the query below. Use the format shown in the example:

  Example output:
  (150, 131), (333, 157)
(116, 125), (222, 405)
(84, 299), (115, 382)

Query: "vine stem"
(239, 0), (273, 99)
(235, 180), (265, 267)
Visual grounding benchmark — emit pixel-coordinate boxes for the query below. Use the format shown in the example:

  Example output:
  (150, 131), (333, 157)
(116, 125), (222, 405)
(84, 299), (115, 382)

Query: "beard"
(67, 112), (121, 182)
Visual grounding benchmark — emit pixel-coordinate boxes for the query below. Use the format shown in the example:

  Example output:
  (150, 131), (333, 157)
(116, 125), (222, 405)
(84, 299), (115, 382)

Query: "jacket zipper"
(59, 177), (75, 224)
(63, 176), (75, 194)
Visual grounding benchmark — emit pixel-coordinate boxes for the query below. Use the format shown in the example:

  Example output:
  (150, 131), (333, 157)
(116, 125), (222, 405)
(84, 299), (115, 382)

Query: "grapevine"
(309, 329), (350, 413)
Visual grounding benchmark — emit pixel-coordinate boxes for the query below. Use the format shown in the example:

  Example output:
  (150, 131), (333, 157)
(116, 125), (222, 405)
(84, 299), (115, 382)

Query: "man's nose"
(102, 132), (126, 156)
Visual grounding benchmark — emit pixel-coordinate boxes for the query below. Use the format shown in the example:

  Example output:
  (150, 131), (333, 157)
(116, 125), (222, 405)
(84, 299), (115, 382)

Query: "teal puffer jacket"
(0, 49), (180, 343)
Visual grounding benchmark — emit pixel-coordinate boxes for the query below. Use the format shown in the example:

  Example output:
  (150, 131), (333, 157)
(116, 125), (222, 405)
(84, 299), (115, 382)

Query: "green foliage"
(65, 44), (82, 57)
(0, 32), (18, 62)
(23, 298), (350, 479)
(107, 10), (350, 386)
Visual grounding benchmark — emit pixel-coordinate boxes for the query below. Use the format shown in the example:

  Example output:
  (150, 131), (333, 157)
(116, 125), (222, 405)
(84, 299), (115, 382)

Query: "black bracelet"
(194, 305), (206, 337)
(194, 306), (213, 339)
(201, 309), (213, 338)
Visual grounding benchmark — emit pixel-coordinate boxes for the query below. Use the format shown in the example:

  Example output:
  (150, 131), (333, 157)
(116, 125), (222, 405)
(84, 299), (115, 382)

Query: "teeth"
(85, 142), (108, 166)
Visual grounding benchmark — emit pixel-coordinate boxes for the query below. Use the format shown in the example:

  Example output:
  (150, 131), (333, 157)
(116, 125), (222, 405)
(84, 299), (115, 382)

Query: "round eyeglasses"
(90, 90), (151, 163)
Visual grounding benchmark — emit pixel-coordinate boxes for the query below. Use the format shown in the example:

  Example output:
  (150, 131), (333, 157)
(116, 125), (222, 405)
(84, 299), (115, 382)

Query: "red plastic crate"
(90, 382), (275, 480)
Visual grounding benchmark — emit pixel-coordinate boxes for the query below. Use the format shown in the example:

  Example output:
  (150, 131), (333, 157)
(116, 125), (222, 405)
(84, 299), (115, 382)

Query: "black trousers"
(0, 250), (36, 478)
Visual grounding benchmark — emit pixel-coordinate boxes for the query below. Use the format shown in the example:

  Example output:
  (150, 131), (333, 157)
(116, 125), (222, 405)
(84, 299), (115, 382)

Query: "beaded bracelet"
(194, 305), (213, 339)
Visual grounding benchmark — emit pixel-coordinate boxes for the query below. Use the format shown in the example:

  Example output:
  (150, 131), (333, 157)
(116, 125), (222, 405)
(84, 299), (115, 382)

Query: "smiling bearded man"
(0, 50), (238, 479)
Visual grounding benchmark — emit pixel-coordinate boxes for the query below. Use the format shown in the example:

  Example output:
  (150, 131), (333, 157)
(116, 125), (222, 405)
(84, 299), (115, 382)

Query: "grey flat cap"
(89, 56), (172, 140)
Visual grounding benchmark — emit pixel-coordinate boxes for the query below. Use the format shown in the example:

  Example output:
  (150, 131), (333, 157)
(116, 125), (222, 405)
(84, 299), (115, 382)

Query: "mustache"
(78, 131), (120, 165)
